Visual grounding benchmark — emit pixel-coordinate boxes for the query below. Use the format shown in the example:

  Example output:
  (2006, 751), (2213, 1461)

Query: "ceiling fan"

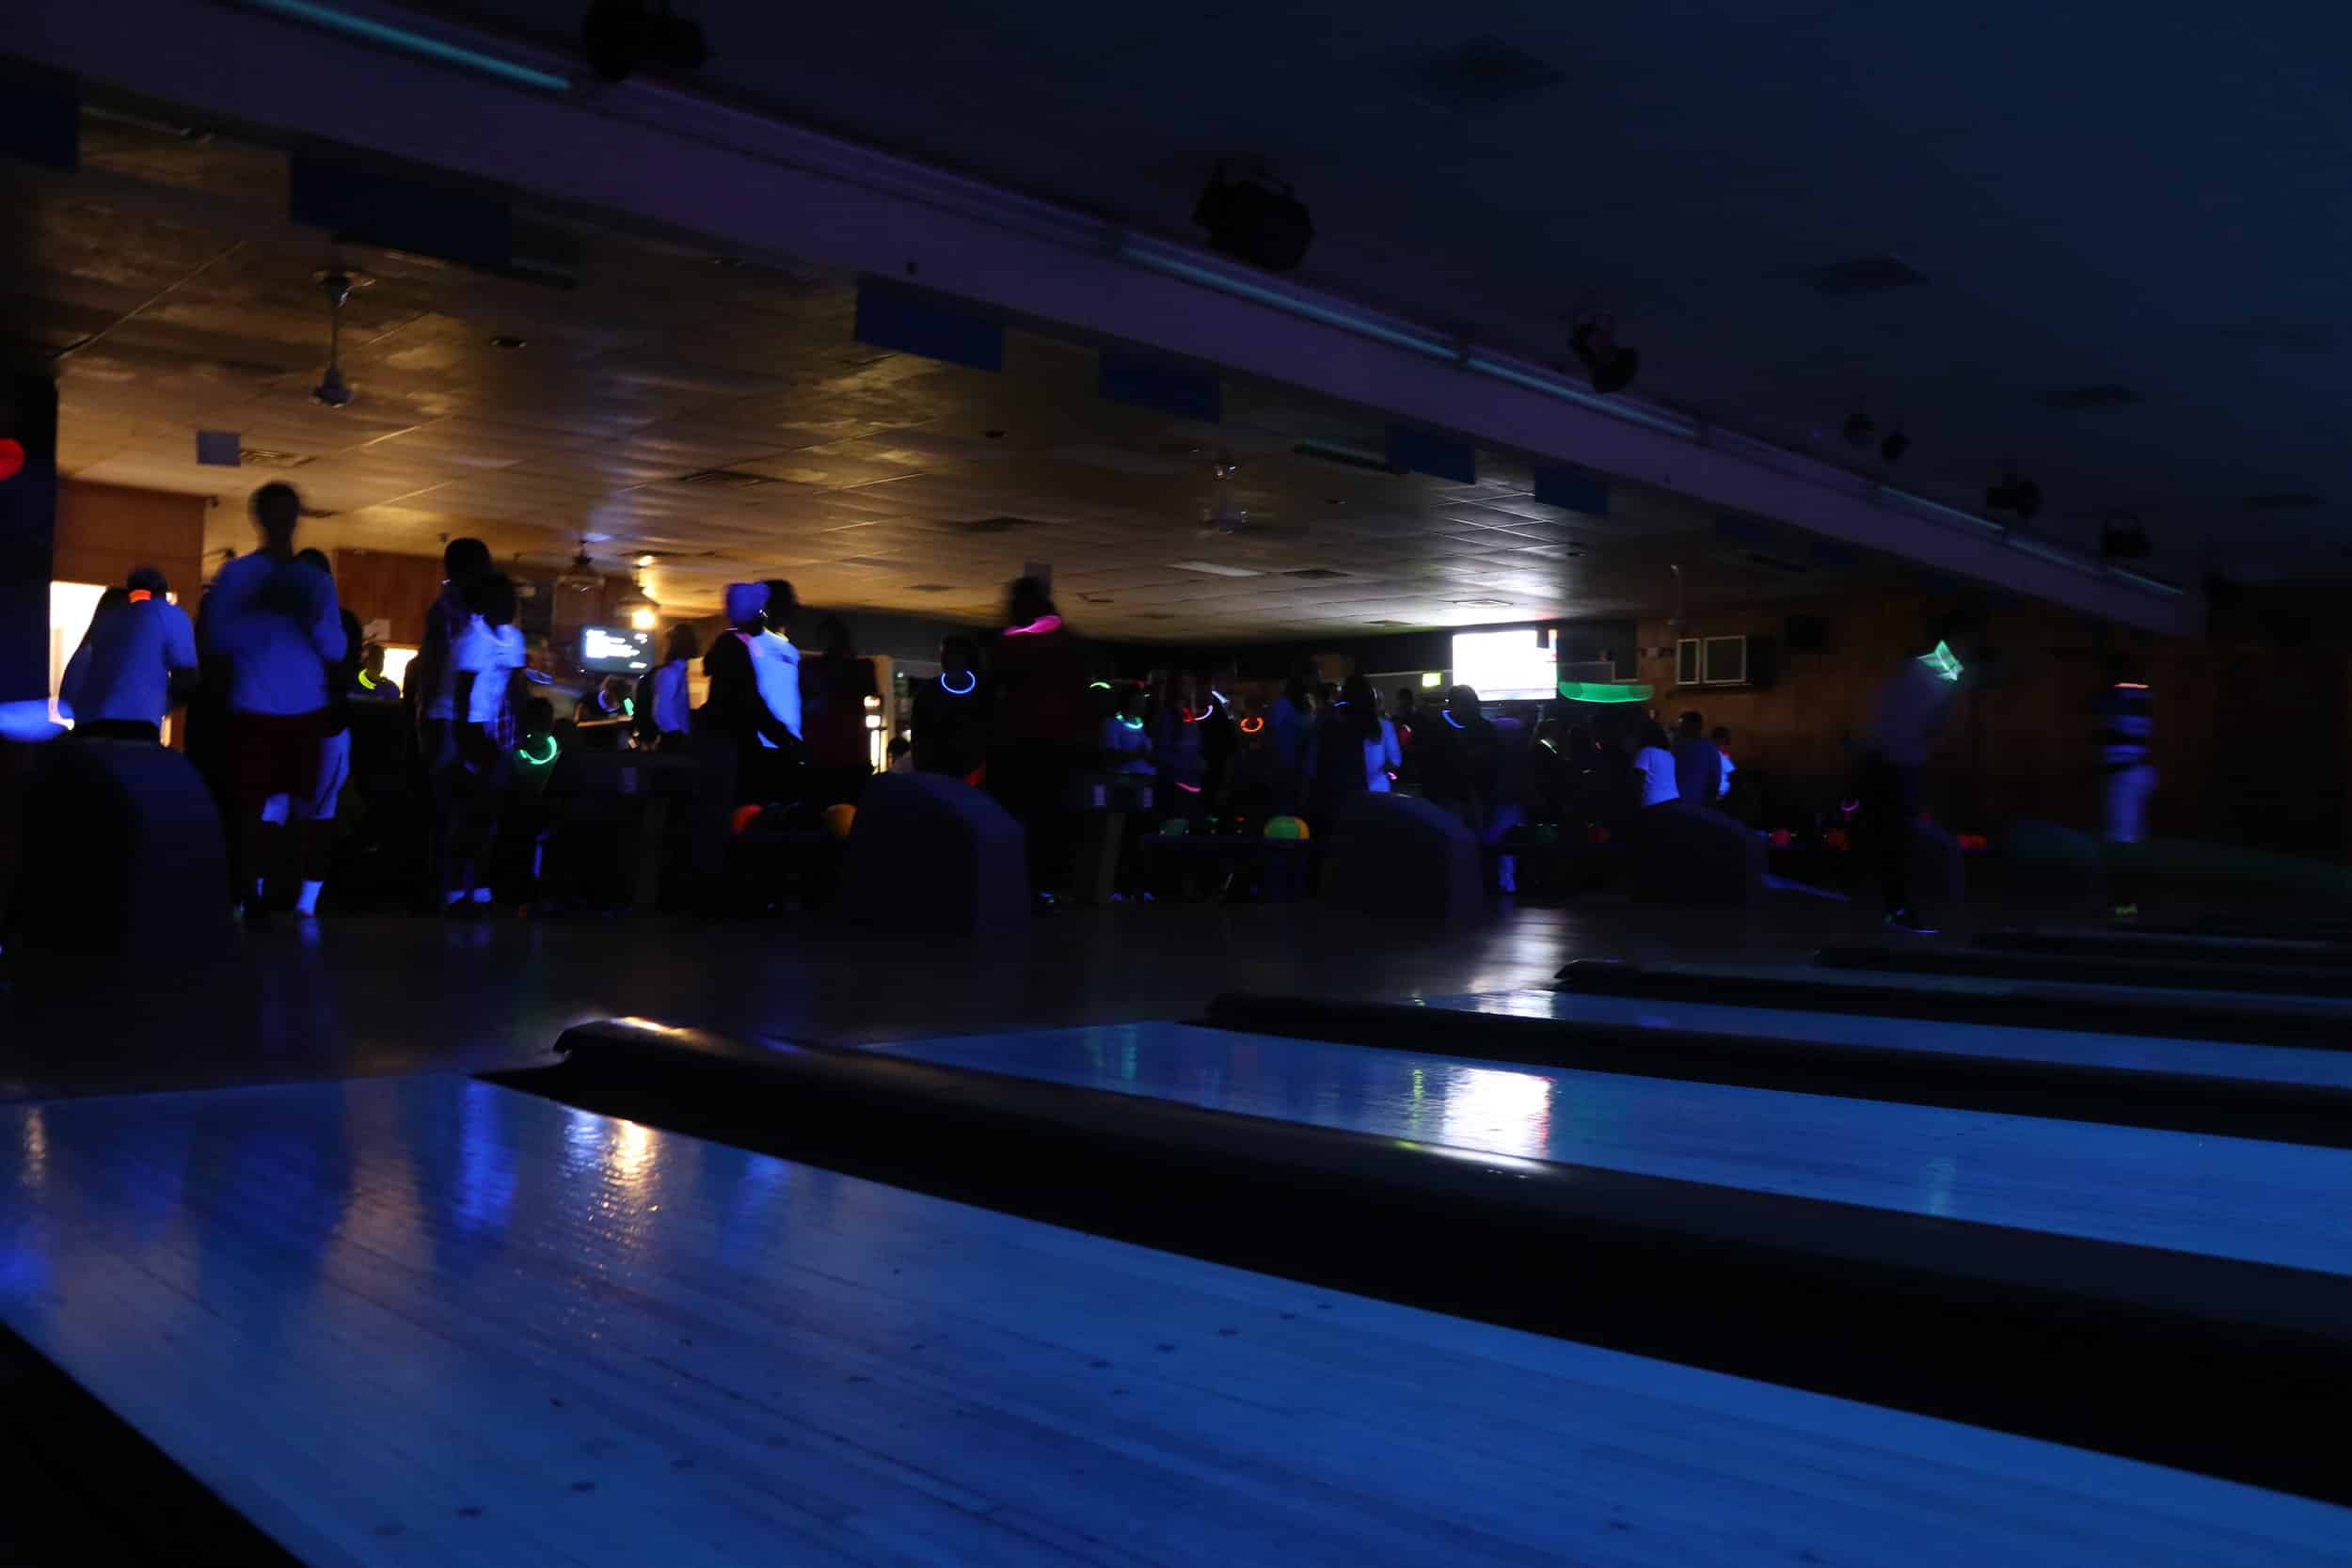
(1194, 450), (1307, 539)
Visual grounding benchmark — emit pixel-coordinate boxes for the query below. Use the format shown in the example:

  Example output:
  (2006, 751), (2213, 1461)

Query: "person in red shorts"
(199, 483), (346, 929)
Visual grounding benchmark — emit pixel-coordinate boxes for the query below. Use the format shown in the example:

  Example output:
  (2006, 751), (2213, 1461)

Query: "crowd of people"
(56, 486), (2150, 929)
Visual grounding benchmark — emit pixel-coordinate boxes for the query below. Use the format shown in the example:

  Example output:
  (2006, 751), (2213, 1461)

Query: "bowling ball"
(1824, 829), (1851, 851)
(730, 803), (765, 836)
(1263, 816), (1309, 840)
(1768, 829), (1794, 847)
(1157, 816), (1191, 838)
(1585, 823), (1610, 846)
(823, 802), (857, 839)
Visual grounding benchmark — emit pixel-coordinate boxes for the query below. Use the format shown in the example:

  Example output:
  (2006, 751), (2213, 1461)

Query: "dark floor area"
(6, 894), (1954, 1101)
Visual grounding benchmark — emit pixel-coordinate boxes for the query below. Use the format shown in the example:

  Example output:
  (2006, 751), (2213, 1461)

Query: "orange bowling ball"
(730, 803), (765, 836)
(823, 802), (857, 840)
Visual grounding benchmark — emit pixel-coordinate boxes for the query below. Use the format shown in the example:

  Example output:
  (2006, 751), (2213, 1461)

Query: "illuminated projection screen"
(580, 625), (653, 673)
(1449, 628), (1557, 702)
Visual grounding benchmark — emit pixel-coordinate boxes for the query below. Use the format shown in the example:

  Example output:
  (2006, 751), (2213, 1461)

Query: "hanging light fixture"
(312, 272), (356, 407)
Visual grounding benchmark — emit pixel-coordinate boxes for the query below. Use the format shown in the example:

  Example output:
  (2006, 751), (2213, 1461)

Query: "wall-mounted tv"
(580, 625), (653, 673)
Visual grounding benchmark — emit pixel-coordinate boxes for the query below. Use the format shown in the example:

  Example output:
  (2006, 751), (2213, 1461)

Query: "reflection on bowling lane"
(868, 1022), (2352, 1276)
(3, 1078), (2348, 1567)
(1422, 990), (2352, 1091)
(1602, 959), (2352, 1017)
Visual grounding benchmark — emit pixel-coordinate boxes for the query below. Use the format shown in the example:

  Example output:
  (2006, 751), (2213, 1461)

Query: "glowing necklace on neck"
(516, 736), (558, 766)
(1118, 714), (1144, 730)
(939, 670), (977, 696)
(1441, 710), (1465, 729)
(1238, 717), (1264, 734)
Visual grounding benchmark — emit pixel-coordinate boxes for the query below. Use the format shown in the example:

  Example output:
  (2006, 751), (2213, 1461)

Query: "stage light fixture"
(1985, 473), (2042, 521)
(1191, 167), (1313, 272)
(581, 0), (706, 83)
(1569, 319), (1639, 395)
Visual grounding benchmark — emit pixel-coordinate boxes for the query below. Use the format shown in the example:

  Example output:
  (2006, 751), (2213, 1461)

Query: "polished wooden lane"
(1557, 958), (2352, 1049)
(1416, 988), (2352, 1091)
(866, 1022), (2352, 1276)
(3, 1079), (2346, 1567)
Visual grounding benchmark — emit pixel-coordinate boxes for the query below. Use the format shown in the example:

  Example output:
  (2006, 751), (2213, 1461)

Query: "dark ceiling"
(430, 0), (2352, 582)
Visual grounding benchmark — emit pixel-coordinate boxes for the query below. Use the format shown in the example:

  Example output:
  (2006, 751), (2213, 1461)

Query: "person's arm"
(1381, 720), (1403, 772)
(310, 580), (348, 664)
(164, 605), (199, 673)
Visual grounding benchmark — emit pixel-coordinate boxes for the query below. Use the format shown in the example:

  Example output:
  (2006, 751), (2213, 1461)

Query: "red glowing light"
(0, 439), (23, 482)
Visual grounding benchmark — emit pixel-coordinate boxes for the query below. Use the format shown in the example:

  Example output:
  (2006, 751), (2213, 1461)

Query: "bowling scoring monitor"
(580, 625), (653, 673)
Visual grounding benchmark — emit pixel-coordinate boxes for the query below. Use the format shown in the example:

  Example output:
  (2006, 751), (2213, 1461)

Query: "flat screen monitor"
(1449, 627), (1556, 702)
(580, 625), (653, 674)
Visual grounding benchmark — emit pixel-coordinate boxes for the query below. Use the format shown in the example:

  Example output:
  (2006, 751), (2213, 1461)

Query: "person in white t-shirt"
(60, 565), (197, 740)
(751, 577), (803, 746)
(440, 572), (526, 911)
(1625, 720), (1680, 809)
(638, 624), (699, 751)
(200, 483), (346, 928)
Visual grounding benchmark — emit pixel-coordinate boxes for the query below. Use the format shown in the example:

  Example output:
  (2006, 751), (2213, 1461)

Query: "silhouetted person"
(988, 577), (1089, 903)
(2098, 655), (2155, 917)
(1673, 709), (1721, 808)
(1422, 685), (1500, 832)
(800, 614), (879, 806)
(1857, 620), (1972, 934)
(704, 582), (801, 805)
(911, 634), (988, 781)
(442, 572), (525, 910)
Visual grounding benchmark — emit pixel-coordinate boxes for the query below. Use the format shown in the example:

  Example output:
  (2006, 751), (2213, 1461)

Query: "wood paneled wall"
(54, 483), (206, 598)
(332, 550), (445, 645)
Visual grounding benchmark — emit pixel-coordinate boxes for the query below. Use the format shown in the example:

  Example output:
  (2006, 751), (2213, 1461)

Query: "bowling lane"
(1558, 958), (2352, 1049)
(865, 1022), (2352, 1277)
(1414, 988), (2352, 1091)
(11, 1079), (2347, 1568)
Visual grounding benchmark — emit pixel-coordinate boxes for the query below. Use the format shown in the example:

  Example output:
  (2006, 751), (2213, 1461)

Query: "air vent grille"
(238, 448), (312, 469)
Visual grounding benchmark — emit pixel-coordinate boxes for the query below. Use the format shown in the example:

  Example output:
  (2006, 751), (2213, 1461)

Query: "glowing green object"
(516, 736), (558, 766)
(1556, 681), (1653, 703)
(1918, 641), (1963, 682)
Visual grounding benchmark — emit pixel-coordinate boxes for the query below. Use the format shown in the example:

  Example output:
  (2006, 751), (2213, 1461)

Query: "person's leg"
(1486, 801), (1525, 894)
(1861, 757), (1927, 926)
(227, 715), (296, 927)
(2105, 764), (2153, 913)
(289, 729), (351, 916)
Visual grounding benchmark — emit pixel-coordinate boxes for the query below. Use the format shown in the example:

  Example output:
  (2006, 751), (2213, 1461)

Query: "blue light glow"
(242, 0), (572, 90)
(939, 671), (977, 696)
